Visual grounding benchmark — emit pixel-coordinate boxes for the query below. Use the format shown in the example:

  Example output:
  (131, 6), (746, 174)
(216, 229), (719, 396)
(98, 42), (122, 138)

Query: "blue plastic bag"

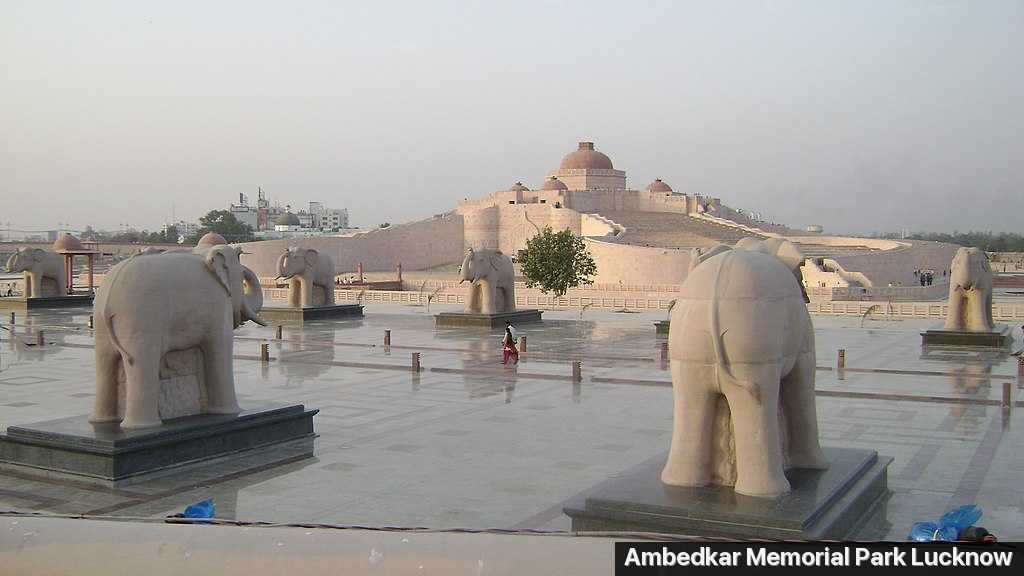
(183, 499), (215, 520)
(907, 505), (982, 541)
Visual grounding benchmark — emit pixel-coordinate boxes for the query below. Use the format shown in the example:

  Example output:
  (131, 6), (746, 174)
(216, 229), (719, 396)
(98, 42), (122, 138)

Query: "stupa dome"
(559, 142), (613, 170)
(539, 176), (568, 191)
(646, 179), (673, 193)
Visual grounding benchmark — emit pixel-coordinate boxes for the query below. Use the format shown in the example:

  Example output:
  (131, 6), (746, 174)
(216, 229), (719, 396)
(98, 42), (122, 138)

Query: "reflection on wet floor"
(0, 304), (1022, 538)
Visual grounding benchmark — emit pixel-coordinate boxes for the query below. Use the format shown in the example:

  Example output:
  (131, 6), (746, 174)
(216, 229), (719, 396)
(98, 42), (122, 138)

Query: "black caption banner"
(615, 542), (1021, 574)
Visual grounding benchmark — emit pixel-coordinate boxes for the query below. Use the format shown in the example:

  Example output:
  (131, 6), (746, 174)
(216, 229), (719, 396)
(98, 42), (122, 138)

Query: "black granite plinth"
(0, 295), (94, 310)
(564, 447), (891, 540)
(435, 309), (543, 328)
(260, 304), (364, 322)
(0, 404), (317, 485)
(655, 320), (670, 336)
(921, 324), (1013, 348)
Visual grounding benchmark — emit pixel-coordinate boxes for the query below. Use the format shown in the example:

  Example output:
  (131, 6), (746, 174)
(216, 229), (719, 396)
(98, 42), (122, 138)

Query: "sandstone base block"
(0, 295), (94, 310)
(921, 324), (1013, 348)
(564, 447), (891, 540)
(259, 304), (364, 323)
(0, 404), (317, 486)
(434, 309), (543, 329)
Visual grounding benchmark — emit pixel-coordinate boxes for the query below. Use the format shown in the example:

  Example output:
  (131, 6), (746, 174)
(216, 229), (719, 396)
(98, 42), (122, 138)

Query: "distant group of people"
(335, 276), (362, 286)
(1, 284), (14, 297)
(914, 269), (936, 286)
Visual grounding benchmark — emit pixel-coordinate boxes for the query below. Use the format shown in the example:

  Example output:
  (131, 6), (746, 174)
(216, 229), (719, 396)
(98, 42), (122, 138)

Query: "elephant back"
(678, 249), (803, 303)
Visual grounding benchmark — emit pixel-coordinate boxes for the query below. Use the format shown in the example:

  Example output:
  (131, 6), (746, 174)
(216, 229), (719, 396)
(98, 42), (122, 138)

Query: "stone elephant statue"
(943, 247), (994, 332)
(459, 248), (515, 314)
(90, 246), (267, 429)
(276, 247), (336, 308)
(661, 237), (827, 497)
(5, 248), (66, 297)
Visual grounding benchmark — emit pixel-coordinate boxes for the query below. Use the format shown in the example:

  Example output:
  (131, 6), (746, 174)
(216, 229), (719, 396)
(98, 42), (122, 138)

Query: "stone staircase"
(597, 211), (767, 249)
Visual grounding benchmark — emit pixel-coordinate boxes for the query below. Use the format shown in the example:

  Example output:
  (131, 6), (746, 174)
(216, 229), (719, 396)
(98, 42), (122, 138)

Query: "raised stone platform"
(434, 309), (543, 328)
(564, 447), (891, 539)
(921, 324), (1014, 348)
(0, 294), (94, 310)
(260, 303), (364, 322)
(0, 404), (317, 486)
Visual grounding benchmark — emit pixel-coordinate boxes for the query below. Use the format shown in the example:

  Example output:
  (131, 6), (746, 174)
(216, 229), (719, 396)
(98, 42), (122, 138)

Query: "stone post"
(260, 343), (270, 363)
(837, 349), (846, 370)
(517, 336), (526, 354)
(572, 361), (582, 383)
(1002, 381), (1013, 409)
(9, 312), (15, 325)
(411, 352), (421, 372)
(384, 329), (391, 347)
(36, 330), (44, 346)
(357, 262), (364, 284)
(88, 315), (94, 329)
(396, 262), (402, 283)
(276, 325), (283, 340)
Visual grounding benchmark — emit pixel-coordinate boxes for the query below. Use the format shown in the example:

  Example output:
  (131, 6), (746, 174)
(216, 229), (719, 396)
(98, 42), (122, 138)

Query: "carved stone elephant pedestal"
(434, 247), (543, 328)
(921, 247), (1014, 349)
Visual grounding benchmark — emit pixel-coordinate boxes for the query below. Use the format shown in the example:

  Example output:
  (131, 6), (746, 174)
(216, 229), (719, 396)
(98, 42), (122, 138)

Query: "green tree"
(187, 210), (254, 243)
(517, 226), (597, 298)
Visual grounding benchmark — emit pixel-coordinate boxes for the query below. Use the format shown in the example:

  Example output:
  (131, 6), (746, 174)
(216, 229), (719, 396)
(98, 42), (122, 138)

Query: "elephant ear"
(689, 244), (731, 272)
(489, 253), (504, 271)
(32, 248), (46, 262)
(204, 247), (232, 296)
(766, 239), (805, 275)
(304, 249), (319, 269)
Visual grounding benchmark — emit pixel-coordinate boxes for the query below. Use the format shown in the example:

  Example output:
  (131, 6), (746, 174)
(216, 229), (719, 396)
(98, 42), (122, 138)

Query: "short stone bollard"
(276, 325), (283, 340)
(384, 329), (391, 347)
(1018, 355), (1024, 380)
(572, 361), (582, 383)
(260, 343), (270, 363)
(36, 330), (44, 346)
(837, 349), (846, 370)
(87, 315), (94, 329)
(411, 352), (421, 372)
(1002, 381), (1013, 409)
(9, 312), (14, 325)
(660, 341), (669, 361)
(517, 335), (526, 354)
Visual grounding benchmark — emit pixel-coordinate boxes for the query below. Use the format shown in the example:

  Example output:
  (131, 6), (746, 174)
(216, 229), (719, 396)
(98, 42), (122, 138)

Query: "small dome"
(508, 181), (530, 192)
(276, 212), (301, 226)
(559, 141), (613, 170)
(197, 232), (228, 247)
(646, 178), (673, 193)
(53, 233), (84, 252)
(540, 176), (568, 191)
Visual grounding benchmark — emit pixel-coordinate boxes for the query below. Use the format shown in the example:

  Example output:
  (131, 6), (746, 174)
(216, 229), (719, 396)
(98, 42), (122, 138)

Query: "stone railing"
(805, 283), (949, 302)
(807, 300), (1024, 320)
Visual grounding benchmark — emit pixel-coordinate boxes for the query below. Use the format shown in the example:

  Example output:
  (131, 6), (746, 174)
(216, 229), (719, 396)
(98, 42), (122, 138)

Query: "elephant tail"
(709, 252), (738, 386)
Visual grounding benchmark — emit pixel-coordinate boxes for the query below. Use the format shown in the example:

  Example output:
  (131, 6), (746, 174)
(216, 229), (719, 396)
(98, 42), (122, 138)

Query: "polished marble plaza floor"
(0, 304), (1022, 540)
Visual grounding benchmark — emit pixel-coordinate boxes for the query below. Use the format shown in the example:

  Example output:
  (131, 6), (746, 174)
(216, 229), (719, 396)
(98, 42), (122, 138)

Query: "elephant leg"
(288, 279), (301, 308)
(661, 361), (717, 487)
(301, 277), (313, 308)
(781, 350), (828, 470)
(943, 294), (963, 330)
(27, 273), (37, 298)
(89, 334), (122, 423)
(967, 292), (988, 331)
(483, 283), (496, 314)
(725, 365), (790, 497)
(203, 318), (241, 414)
(324, 278), (335, 305)
(121, 342), (163, 429)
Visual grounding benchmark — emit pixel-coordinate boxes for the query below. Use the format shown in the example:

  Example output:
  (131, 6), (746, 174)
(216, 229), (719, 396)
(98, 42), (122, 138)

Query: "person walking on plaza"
(502, 325), (519, 366)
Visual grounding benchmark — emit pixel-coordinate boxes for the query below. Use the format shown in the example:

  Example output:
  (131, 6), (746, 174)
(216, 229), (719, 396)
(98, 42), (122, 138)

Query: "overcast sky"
(2, 0), (1022, 235)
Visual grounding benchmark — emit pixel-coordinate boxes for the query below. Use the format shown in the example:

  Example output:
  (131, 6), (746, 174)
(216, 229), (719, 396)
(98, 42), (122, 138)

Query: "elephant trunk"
(241, 267), (267, 326)
(275, 252), (290, 280)
(4, 253), (17, 273)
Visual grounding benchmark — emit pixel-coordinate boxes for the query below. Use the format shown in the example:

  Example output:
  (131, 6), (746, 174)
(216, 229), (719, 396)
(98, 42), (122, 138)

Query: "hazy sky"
(2, 0), (1022, 235)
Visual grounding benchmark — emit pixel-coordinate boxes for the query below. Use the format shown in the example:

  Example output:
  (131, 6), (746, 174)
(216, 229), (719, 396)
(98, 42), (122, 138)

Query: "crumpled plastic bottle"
(907, 504), (982, 541)
(183, 499), (215, 520)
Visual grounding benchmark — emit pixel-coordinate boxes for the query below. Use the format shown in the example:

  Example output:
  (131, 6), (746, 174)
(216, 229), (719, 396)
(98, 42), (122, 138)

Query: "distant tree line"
(80, 211), (255, 245)
(873, 231), (1024, 252)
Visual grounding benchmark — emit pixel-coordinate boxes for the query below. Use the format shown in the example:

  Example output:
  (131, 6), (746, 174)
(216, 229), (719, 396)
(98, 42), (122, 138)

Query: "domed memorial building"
(239, 140), (960, 295)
